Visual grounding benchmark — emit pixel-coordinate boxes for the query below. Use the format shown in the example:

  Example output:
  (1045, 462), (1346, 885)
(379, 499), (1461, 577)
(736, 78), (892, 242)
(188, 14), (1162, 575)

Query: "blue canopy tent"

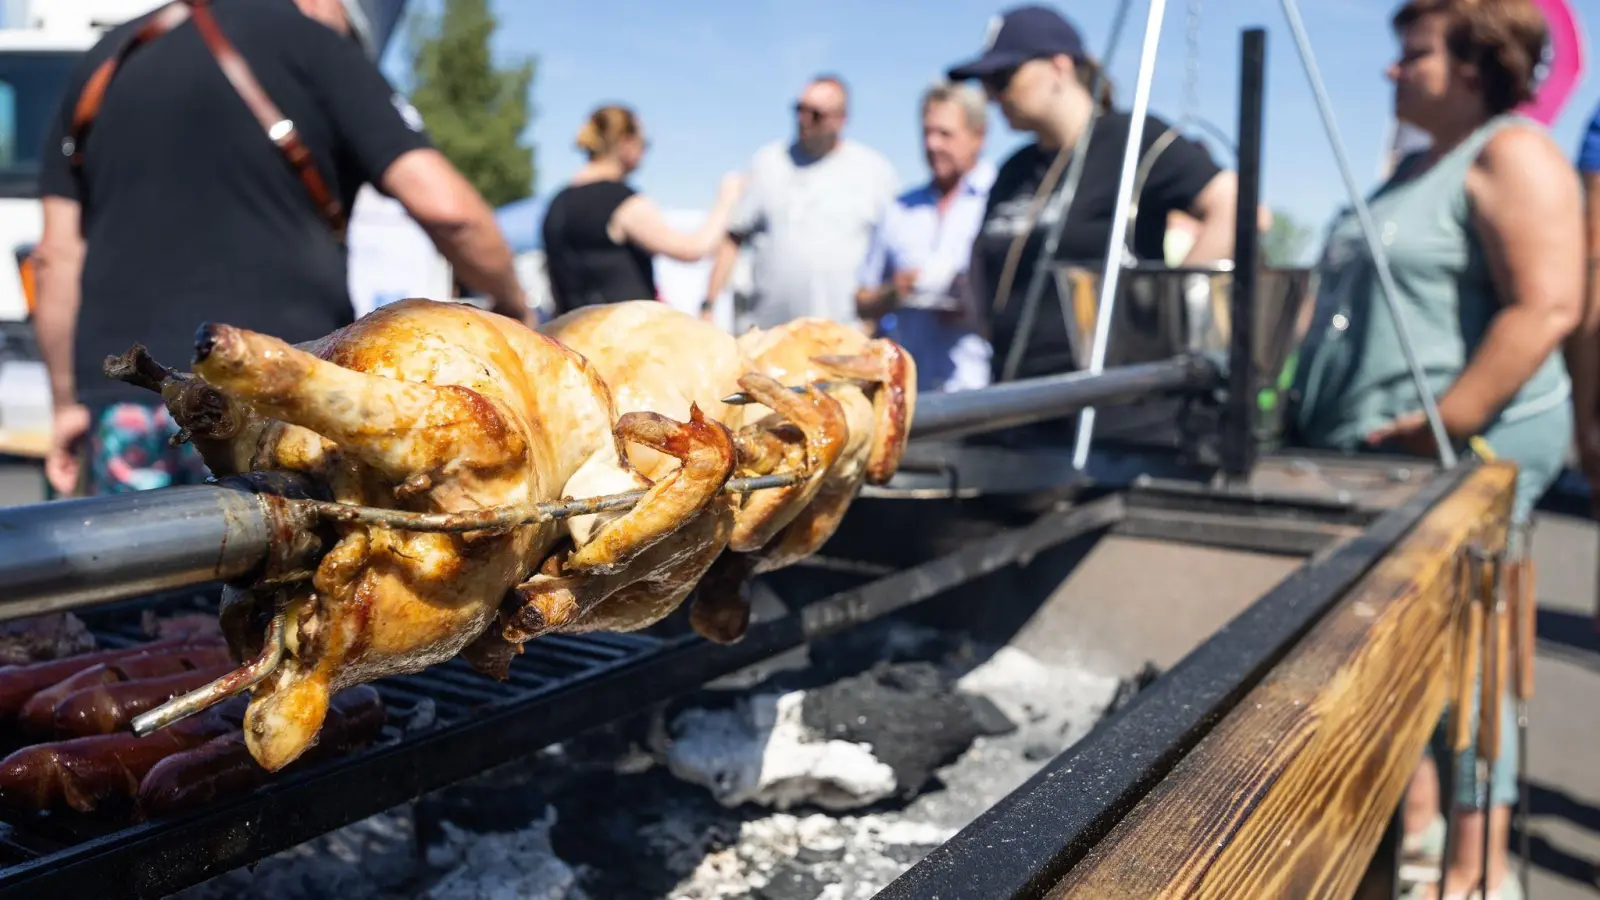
(495, 195), (550, 254)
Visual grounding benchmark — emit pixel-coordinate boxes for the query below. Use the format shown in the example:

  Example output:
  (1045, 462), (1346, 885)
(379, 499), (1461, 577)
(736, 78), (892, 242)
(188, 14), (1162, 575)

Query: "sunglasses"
(794, 102), (833, 122)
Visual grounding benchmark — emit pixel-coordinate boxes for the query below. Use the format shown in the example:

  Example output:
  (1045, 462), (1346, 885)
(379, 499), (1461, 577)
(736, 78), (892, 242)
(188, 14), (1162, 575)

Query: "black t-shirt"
(973, 111), (1221, 383)
(540, 181), (657, 313)
(39, 0), (432, 414)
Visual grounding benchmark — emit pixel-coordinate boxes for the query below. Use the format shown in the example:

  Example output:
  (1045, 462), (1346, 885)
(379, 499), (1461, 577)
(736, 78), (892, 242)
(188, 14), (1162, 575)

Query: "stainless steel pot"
(1052, 261), (1317, 390)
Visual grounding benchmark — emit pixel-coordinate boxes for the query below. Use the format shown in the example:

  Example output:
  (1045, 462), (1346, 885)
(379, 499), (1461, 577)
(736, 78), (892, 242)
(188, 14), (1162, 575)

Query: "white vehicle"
(0, 3), (167, 355)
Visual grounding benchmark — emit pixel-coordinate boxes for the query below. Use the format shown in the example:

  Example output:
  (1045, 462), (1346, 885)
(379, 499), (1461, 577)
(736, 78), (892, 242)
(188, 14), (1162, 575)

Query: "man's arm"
(854, 213), (896, 320)
(702, 236), (741, 320)
(34, 197), (84, 412)
(381, 150), (527, 319)
(703, 159), (765, 319)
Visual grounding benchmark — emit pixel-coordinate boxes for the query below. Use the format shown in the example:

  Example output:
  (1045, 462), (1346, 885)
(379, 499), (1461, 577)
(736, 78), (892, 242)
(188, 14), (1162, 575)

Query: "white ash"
(653, 811), (956, 900)
(663, 690), (897, 811)
(424, 807), (582, 900)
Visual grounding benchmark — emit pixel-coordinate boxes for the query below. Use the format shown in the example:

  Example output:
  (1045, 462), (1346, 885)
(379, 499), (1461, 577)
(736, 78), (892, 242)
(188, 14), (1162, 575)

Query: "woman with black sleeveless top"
(542, 105), (745, 314)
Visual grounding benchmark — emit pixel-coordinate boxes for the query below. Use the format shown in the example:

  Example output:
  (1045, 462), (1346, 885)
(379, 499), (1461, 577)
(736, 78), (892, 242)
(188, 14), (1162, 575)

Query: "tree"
(1261, 208), (1313, 267)
(406, 0), (536, 207)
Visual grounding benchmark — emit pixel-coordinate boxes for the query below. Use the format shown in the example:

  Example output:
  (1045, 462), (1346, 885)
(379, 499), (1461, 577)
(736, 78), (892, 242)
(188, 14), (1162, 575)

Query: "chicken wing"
(540, 303), (915, 643)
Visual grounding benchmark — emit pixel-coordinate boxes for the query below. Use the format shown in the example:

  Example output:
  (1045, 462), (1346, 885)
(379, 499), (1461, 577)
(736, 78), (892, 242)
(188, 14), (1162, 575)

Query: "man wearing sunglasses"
(703, 75), (898, 334)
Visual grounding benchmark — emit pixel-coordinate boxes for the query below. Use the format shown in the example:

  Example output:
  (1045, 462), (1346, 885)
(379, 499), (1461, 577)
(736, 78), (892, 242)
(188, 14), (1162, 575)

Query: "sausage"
(52, 663), (237, 738)
(135, 686), (386, 818)
(140, 611), (224, 641)
(0, 703), (243, 815)
(0, 636), (225, 720)
(18, 646), (234, 739)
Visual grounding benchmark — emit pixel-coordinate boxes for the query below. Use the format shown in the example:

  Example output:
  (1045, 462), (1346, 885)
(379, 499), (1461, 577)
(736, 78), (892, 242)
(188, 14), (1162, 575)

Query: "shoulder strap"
(68, 0), (347, 239)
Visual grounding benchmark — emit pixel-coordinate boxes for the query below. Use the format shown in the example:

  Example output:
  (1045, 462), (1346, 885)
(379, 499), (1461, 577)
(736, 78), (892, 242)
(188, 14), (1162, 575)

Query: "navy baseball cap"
(947, 6), (1087, 81)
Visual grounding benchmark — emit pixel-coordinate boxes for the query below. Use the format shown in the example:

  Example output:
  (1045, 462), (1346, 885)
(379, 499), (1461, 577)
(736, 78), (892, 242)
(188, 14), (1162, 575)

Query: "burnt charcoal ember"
(545, 768), (751, 899)
(798, 661), (1013, 800)
(1103, 661), (1163, 719)
(413, 784), (551, 851)
(0, 613), (96, 665)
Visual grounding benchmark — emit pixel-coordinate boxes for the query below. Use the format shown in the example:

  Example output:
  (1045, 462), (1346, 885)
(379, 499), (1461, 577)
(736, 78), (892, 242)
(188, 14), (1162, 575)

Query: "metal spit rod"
(0, 356), (1218, 622)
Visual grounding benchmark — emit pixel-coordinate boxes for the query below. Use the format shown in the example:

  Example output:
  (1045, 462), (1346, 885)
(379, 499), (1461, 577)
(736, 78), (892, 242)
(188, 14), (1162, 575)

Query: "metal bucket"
(1054, 262), (1318, 443)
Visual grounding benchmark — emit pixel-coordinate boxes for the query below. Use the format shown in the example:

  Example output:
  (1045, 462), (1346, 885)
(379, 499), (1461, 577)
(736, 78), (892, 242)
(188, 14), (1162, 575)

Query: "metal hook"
(130, 609), (288, 736)
(719, 379), (873, 406)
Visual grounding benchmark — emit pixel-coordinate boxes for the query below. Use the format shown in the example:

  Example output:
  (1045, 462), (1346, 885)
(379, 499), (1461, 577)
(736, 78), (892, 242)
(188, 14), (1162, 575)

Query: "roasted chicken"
(107, 298), (735, 770)
(541, 302), (915, 640)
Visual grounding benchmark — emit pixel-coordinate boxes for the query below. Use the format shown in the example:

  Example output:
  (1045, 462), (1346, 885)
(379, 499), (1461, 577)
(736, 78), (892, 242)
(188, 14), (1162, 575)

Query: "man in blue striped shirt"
(856, 81), (994, 393)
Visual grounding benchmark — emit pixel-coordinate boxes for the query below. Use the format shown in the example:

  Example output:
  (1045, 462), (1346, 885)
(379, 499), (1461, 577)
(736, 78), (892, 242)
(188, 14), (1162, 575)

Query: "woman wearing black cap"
(947, 4), (1239, 393)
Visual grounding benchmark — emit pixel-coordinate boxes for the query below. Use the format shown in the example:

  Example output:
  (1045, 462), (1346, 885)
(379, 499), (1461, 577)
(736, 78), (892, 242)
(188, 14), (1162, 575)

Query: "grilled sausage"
(135, 686), (386, 818)
(0, 637), (225, 720)
(0, 700), (245, 816)
(52, 663), (237, 738)
(18, 646), (234, 739)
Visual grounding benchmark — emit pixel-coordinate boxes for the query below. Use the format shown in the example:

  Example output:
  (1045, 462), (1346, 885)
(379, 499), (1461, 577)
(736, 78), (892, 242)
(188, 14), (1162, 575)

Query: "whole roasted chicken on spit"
(539, 301), (916, 642)
(107, 298), (737, 770)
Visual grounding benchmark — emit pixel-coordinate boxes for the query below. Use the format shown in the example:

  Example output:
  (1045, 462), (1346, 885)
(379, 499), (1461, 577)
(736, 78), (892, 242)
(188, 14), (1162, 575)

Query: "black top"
(39, 0), (432, 414)
(973, 111), (1221, 382)
(541, 181), (657, 313)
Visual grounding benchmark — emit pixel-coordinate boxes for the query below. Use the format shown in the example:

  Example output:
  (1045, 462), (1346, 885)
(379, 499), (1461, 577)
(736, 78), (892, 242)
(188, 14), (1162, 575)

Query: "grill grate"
(0, 585), (666, 890)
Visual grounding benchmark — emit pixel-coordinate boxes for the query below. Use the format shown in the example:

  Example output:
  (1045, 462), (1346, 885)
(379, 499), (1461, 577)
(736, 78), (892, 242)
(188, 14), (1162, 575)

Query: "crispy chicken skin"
(117, 299), (733, 770)
(542, 303), (916, 642)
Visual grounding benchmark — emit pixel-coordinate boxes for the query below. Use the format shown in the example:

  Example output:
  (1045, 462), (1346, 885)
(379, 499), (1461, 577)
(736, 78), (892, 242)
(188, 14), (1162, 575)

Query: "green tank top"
(1292, 114), (1571, 450)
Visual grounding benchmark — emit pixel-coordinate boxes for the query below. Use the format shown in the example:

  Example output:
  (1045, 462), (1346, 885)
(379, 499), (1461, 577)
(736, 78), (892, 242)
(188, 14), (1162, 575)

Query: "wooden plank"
(0, 429), (47, 459)
(1049, 460), (1517, 899)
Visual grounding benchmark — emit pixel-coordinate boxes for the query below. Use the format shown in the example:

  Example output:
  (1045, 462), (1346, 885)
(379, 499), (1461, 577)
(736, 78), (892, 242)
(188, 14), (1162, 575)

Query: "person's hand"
(699, 298), (716, 322)
(1365, 410), (1441, 458)
(891, 268), (920, 300)
(45, 403), (90, 497)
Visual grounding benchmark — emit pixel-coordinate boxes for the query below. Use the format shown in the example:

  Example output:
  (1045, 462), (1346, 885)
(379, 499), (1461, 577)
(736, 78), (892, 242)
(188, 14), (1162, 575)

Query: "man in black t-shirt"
(33, 0), (528, 497)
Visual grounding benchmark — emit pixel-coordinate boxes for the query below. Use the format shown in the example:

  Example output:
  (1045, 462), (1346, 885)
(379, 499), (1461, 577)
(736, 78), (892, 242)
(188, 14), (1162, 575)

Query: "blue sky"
(383, 0), (1600, 245)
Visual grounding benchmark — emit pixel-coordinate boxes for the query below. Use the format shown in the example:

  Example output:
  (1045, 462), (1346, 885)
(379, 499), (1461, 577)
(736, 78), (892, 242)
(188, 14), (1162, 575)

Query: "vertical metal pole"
(1277, 0), (1457, 468)
(1223, 28), (1267, 481)
(1071, 0), (1169, 470)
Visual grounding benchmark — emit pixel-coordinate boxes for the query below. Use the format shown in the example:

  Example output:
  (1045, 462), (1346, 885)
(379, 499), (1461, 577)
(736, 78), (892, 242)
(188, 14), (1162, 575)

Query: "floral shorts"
(86, 403), (211, 495)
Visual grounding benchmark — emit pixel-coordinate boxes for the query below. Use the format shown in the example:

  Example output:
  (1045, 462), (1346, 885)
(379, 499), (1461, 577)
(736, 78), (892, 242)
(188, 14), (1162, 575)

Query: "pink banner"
(1520, 0), (1586, 125)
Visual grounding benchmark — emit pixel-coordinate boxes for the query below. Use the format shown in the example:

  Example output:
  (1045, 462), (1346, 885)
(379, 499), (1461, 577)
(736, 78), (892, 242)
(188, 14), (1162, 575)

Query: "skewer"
(720, 379), (872, 406)
(296, 471), (806, 534)
(127, 470), (809, 733)
(129, 608), (287, 736)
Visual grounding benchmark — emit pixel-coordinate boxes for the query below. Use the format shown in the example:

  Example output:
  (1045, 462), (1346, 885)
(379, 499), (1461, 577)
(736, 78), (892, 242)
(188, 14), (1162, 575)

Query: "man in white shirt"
(703, 75), (898, 332)
(856, 80), (993, 392)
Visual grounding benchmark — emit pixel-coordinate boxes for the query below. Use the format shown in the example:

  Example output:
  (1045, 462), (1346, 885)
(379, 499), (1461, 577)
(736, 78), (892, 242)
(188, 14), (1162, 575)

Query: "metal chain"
(1182, 0), (1202, 125)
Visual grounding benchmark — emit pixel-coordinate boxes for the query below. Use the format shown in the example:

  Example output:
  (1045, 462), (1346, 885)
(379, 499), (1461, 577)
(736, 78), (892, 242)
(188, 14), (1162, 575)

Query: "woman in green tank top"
(1290, 3), (1585, 898)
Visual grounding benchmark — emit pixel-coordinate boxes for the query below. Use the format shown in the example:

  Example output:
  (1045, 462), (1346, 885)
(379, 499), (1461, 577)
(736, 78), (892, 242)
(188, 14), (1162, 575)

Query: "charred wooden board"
(1046, 460), (1515, 898)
